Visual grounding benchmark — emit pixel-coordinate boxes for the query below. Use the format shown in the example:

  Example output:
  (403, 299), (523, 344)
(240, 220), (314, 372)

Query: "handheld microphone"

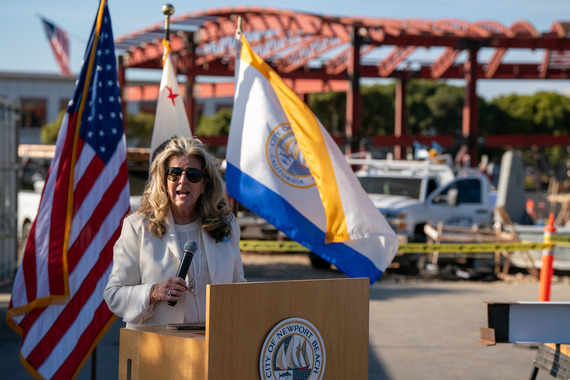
(168, 240), (198, 306)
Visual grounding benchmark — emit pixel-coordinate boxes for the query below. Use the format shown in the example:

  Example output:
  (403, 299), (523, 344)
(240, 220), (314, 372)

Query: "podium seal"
(259, 317), (325, 380)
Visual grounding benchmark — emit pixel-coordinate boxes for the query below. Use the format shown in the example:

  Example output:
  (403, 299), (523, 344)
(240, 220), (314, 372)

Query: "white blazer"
(103, 211), (246, 327)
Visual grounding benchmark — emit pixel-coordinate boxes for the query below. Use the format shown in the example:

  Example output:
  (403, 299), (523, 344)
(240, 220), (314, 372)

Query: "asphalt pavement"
(1, 253), (569, 379)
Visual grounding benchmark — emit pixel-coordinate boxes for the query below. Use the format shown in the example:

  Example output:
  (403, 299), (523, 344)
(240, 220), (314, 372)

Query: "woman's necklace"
(189, 230), (208, 295)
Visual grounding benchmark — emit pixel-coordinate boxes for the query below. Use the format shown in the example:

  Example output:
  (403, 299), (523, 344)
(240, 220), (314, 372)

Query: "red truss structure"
(115, 6), (570, 160)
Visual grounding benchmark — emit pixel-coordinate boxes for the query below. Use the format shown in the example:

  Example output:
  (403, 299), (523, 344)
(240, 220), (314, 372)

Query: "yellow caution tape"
(240, 240), (310, 252)
(239, 240), (555, 253)
(552, 234), (570, 243)
(397, 242), (549, 253)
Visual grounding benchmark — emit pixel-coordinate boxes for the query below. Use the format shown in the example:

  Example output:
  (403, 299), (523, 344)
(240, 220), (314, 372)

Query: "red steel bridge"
(115, 6), (570, 161)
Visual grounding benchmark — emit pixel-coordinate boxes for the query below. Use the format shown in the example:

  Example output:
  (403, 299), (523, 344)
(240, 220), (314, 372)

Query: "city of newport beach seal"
(259, 318), (325, 380)
(265, 123), (316, 189)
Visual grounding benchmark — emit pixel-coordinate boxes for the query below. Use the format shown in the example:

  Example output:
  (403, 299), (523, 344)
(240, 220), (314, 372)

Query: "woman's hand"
(150, 277), (189, 304)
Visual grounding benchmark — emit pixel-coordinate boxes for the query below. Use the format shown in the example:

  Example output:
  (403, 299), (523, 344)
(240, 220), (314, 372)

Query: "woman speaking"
(104, 137), (245, 327)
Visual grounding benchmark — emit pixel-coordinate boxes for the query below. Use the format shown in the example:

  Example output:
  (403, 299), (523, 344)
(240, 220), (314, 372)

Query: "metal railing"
(0, 97), (19, 284)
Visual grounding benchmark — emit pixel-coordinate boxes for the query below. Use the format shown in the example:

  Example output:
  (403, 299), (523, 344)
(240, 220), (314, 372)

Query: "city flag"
(149, 39), (192, 161)
(7, 1), (130, 379)
(226, 32), (399, 284)
(41, 16), (73, 77)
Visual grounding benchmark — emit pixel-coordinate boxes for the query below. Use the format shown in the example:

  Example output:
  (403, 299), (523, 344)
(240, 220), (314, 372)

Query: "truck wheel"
(413, 224), (427, 243)
(396, 254), (421, 275)
(307, 252), (330, 269)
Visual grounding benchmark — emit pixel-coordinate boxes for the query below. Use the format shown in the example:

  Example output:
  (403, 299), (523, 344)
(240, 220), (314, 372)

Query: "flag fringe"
(13, 315), (116, 380)
(6, 294), (71, 329)
(19, 352), (44, 380)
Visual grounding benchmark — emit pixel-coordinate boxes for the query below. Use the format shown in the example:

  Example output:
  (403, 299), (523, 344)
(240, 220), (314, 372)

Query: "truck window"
(358, 177), (422, 199)
(433, 179), (482, 205)
(456, 179), (482, 203)
(426, 178), (438, 197)
(19, 158), (50, 191)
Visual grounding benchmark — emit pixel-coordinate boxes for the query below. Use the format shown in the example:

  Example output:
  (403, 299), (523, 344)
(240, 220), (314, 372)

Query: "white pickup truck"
(17, 186), (142, 264)
(16, 145), (148, 264)
(17, 190), (42, 260)
(352, 156), (495, 243)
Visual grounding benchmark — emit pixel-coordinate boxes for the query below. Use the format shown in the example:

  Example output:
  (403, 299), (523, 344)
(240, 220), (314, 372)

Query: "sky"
(2, 0), (569, 100)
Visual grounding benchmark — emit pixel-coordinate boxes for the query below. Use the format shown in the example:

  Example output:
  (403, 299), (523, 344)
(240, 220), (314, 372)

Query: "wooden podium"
(119, 278), (369, 379)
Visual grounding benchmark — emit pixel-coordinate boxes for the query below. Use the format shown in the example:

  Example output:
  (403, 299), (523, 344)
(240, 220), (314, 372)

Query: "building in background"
(0, 71), (231, 145)
(0, 72), (75, 144)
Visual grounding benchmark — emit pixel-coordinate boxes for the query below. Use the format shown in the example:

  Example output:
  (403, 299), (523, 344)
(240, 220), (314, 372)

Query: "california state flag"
(150, 40), (192, 159)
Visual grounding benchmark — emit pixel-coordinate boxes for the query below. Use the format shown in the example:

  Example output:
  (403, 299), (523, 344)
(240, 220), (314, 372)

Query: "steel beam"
(462, 47), (479, 166)
(394, 79), (407, 160)
(114, 8), (570, 157)
(184, 32), (196, 135)
(345, 26), (361, 155)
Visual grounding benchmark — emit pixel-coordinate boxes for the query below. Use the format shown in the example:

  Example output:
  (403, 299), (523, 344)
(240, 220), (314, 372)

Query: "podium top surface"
(123, 325), (206, 341)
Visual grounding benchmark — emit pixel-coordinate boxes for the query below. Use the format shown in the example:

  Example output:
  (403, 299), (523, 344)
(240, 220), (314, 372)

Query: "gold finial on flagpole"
(162, 4), (175, 41)
(237, 16), (243, 33)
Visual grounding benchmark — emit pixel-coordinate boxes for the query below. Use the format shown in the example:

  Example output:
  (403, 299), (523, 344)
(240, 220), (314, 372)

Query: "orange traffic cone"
(526, 199), (535, 222)
(538, 213), (556, 301)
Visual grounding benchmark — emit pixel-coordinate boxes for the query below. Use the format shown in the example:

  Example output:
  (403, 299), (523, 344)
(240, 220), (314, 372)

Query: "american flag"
(7, 2), (129, 379)
(41, 17), (73, 77)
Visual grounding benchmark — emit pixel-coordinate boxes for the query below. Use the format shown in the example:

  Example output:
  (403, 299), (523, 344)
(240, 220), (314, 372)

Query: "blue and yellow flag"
(226, 32), (399, 283)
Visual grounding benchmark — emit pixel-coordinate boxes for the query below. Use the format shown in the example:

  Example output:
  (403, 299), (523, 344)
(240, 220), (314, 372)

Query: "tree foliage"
(485, 92), (570, 170)
(423, 84), (465, 135)
(40, 83), (570, 171)
(489, 91), (570, 135)
(40, 111), (156, 147)
(307, 91), (346, 136)
(196, 108), (233, 136)
(126, 112), (155, 147)
(309, 81), (466, 136)
(41, 110), (66, 143)
(361, 84), (395, 136)
(307, 81), (569, 139)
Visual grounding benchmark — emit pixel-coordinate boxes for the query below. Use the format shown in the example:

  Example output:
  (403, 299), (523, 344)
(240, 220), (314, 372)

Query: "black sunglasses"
(166, 167), (205, 183)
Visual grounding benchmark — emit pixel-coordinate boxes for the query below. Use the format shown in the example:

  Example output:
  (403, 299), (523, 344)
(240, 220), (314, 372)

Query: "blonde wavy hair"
(137, 137), (232, 241)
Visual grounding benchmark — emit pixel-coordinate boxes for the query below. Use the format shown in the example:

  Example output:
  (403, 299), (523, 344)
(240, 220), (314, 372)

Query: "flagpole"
(162, 3), (174, 42)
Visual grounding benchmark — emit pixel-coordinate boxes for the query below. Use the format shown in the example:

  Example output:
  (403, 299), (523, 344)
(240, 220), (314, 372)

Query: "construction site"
(1, 4), (570, 380)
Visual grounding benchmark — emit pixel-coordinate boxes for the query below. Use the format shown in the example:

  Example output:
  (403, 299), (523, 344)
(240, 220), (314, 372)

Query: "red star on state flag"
(166, 85), (179, 105)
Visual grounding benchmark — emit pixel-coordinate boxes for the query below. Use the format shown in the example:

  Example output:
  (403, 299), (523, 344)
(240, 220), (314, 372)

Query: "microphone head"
(184, 240), (198, 254)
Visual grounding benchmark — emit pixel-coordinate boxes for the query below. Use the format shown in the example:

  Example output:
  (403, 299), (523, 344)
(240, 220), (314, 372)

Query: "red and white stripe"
(9, 112), (129, 378)
(50, 27), (72, 77)
(9, 3), (129, 377)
